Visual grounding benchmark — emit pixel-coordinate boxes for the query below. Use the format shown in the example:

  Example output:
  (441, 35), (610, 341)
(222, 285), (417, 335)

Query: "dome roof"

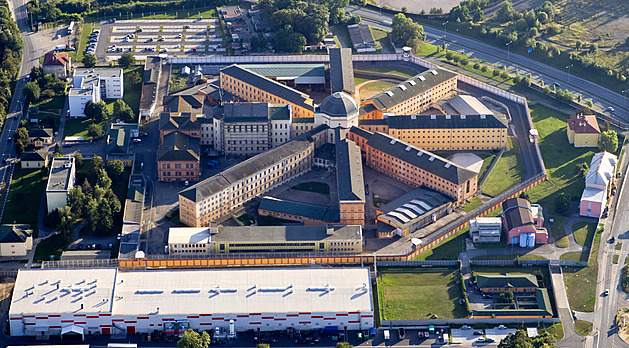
(319, 92), (358, 118)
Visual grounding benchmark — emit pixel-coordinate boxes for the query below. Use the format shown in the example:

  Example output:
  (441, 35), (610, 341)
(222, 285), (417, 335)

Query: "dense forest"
(0, 6), (24, 127)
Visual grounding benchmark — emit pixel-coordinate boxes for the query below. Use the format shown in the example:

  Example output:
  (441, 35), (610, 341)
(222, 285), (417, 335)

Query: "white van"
(384, 330), (390, 340)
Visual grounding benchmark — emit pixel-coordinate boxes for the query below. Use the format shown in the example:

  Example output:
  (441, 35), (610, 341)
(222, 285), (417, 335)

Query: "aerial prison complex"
(173, 48), (510, 233)
(9, 268), (374, 338)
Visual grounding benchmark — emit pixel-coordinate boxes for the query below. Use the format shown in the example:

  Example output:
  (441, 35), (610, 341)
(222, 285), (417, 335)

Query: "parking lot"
(92, 19), (226, 57)
(450, 327), (515, 346)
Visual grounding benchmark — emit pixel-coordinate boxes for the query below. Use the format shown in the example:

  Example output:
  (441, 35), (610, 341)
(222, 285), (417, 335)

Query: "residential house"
(0, 225), (33, 257)
(106, 123), (138, 167)
(46, 157), (76, 213)
(27, 128), (53, 148)
(42, 52), (71, 79)
(580, 151), (618, 217)
(20, 151), (48, 169)
(567, 114), (600, 147)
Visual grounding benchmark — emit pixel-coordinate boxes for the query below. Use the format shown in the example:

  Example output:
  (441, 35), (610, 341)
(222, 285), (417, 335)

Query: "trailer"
(68, 21), (75, 34)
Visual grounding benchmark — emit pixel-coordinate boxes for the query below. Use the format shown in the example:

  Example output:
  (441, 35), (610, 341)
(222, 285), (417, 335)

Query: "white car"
(608, 106), (615, 113)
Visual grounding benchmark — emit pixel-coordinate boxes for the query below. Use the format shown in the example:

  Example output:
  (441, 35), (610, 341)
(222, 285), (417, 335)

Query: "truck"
(54, 45), (67, 51)
(67, 21), (75, 34)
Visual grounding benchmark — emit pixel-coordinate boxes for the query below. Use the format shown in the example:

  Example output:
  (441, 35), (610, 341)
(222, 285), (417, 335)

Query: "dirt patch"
(356, 79), (399, 102)
(0, 280), (15, 301)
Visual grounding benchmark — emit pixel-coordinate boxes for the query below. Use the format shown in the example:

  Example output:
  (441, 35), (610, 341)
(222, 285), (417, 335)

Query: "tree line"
(0, 7), (24, 127)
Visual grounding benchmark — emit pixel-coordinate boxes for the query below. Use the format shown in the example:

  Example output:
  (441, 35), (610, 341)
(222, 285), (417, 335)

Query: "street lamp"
(442, 21), (449, 47)
(566, 64), (573, 84)
(622, 89), (629, 108)
(506, 40), (512, 61)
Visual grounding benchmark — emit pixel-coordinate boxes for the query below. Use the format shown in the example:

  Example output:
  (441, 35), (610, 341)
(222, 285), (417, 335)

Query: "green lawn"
(75, 22), (95, 62)
(471, 254), (548, 261)
(614, 254), (619, 264)
(482, 138), (524, 196)
(478, 154), (496, 181)
(356, 67), (416, 79)
(169, 73), (189, 93)
(462, 197), (482, 212)
(413, 227), (468, 261)
(542, 322), (564, 341)
(377, 268), (466, 320)
(563, 228), (602, 312)
(2, 168), (48, 225)
(560, 251), (581, 262)
(95, 7), (218, 22)
(34, 233), (68, 263)
(526, 104), (595, 224)
(550, 216), (569, 248)
(64, 118), (104, 140)
(291, 182), (330, 195)
(574, 320), (593, 336)
(122, 66), (143, 118)
(369, 27), (393, 52)
(416, 42), (441, 57)
(31, 95), (64, 110)
(360, 80), (397, 94)
(572, 222), (596, 247)
(617, 243), (623, 251)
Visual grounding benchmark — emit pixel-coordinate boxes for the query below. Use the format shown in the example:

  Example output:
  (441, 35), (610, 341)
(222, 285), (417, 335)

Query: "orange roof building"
(42, 52), (71, 79)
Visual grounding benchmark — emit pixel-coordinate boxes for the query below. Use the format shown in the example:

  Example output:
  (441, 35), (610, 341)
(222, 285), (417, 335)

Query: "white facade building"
(9, 268), (374, 337)
(68, 69), (124, 117)
(46, 157), (76, 213)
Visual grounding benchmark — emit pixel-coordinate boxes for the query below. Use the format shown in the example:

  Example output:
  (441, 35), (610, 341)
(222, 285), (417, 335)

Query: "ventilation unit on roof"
(431, 115), (436, 120)
(385, 91), (394, 97)
(408, 80), (416, 86)
(418, 76), (426, 81)
(445, 115), (451, 119)
(461, 115), (466, 119)
(405, 146), (412, 151)
(445, 163), (451, 168)
(390, 139), (396, 144)
(417, 151), (423, 156)
(411, 115), (416, 120)
(430, 70), (438, 75)
(480, 115), (486, 119)
(399, 85), (407, 91)
(429, 156), (435, 161)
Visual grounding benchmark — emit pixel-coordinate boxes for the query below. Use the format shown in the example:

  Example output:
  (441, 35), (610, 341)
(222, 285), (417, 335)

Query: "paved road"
(345, 6), (629, 123)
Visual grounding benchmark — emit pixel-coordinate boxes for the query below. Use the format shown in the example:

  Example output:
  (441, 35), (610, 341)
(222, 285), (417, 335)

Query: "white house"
(46, 157), (76, 214)
(580, 151), (618, 217)
(68, 68), (124, 117)
(0, 225), (33, 257)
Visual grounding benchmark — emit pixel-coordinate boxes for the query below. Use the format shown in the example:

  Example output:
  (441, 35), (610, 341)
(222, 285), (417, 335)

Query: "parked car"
(461, 325), (472, 330)
(604, 289), (609, 296)
(498, 325), (507, 330)
(473, 331), (484, 336)
(132, 138), (141, 143)
(608, 106), (615, 113)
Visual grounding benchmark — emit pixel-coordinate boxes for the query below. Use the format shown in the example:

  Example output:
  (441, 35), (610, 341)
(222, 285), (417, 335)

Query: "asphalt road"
(345, 6), (629, 123)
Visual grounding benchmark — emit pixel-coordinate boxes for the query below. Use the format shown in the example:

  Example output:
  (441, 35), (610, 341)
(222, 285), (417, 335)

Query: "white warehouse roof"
(11, 268), (372, 317)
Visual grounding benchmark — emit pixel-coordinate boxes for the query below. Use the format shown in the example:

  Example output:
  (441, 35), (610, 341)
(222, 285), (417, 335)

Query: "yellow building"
(358, 114), (508, 151)
(567, 114), (600, 148)
(220, 64), (315, 119)
(167, 224), (363, 254)
(359, 68), (457, 119)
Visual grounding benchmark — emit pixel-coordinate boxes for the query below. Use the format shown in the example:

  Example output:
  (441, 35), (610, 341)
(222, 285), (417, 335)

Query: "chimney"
(326, 223), (335, 235)
(210, 222), (219, 234)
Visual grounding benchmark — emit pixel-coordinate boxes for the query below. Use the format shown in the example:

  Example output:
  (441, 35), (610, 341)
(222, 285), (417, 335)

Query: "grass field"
(356, 67), (417, 79)
(574, 320), (593, 336)
(413, 228), (468, 261)
(34, 233), (67, 263)
(74, 22), (95, 62)
(377, 268), (466, 320)
(2, 168), (48, 225)
(370, 27), (393, 52)
(482, 138), (524, 196)
(291, 182), (330, 195)
(572, 222), (597, 247)
(526, 104), (595, 245)
(478, 154), (496, 181)
(560, 251), (581, 262)
(359, 80), (397, 93)
(563, 227), (602, 312)
(471, 254), (548, 261)
(121, 66), (143, 118)
(462, 196), (482, 212)
(543, 322), (564, 341)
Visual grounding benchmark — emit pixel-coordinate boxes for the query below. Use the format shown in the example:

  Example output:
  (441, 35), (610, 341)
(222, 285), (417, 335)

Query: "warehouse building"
(9, 268), (374, 337)
(167, 224), (362, 254)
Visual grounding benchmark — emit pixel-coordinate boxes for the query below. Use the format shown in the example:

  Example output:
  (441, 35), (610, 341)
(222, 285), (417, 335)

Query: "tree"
(118, 52), (136, 69)
(274, 25), (307, 53)
(74, 152), (83, 169)
(53, 143), (63, 157)
(82, 54), (97, 68)
(24, 81), (40, 102)
(498, 329), (556, 347)
(575, 40), (583, 51)
(107, 160), (124, 179)
(391, 13), (426, 49)
(250, 34), (268, 52)
(336, 343), (353, 348)
(545, 23), (561, 36)
(498, 290), (514, 303)
(258, 345), (270, 348)
(128, 71), (141, 85)
(88, 123), (104, 139)
(96, 168), (112, 190)
(576, 162), (589, 178)
(84, 100), (110, 123)
(601, 120), (610, 133)
(599, 130), (618, 153)
(67, 186), (86, 218)
(13, 126), (28, 155)
(177, 329), (210, 348)
(589, 43), (598, 53)
(460, 57), (469, 66)
(92, 155), (103, 170)
(500, 71), (510, 79)
(113, 99), (135, 122)
(553, 193), (570, 215)
(496, 1), (515, 23)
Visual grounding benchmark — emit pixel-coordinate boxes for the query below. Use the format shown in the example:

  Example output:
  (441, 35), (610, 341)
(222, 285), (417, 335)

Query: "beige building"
(0, 225), (33, 257)
(219, 64), (315, 119)
(168, 224), (363, 255)
(28, 128), (54, 148)
(211, 103), (292, 156)
(20, 151), (48, 169)
(358, 114), (509, 151)
(46, 157), (76, 213)
(359, 68), (458, 119)
(42, 52), (71, 79)
(178, 129), (323, 227)
(567, 114), (600, 148)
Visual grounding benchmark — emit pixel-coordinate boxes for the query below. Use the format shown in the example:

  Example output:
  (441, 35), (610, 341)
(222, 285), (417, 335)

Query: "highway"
(345, 6), (629, 123)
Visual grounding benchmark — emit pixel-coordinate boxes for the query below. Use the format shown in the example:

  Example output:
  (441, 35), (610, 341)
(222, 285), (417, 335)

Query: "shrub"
(460, 57), (469, 66)
(622, 265), (629, 293)
(480, 65), (488, 73)
(473, 62), (480, 70)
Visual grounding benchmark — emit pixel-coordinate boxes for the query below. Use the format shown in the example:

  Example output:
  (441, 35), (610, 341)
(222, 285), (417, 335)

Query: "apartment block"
(348, 127), (478, 205)
(219, 64), (315, 118)
(69, 68), (123, 117)
(358, 113), (508, 151)
(359, 68), (457, 119)
(157, 131), (201, 182)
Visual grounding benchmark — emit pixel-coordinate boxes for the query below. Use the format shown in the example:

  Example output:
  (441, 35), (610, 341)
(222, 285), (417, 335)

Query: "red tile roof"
(568, 114), (600, 134)
(43, 52), (70, 67)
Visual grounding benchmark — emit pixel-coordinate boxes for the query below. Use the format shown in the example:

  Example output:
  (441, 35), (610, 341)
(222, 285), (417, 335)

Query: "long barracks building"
(348, 127), (478, 205)
(358, 113), (509, 151)
(220, 64), (315, 119)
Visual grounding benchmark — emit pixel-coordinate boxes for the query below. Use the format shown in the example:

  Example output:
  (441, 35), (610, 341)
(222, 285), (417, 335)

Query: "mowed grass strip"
(2, 168), (48, 225)
(572, 222), (597, 247)
(378, 269), (466, 320)
(482, 138), (524, 196)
